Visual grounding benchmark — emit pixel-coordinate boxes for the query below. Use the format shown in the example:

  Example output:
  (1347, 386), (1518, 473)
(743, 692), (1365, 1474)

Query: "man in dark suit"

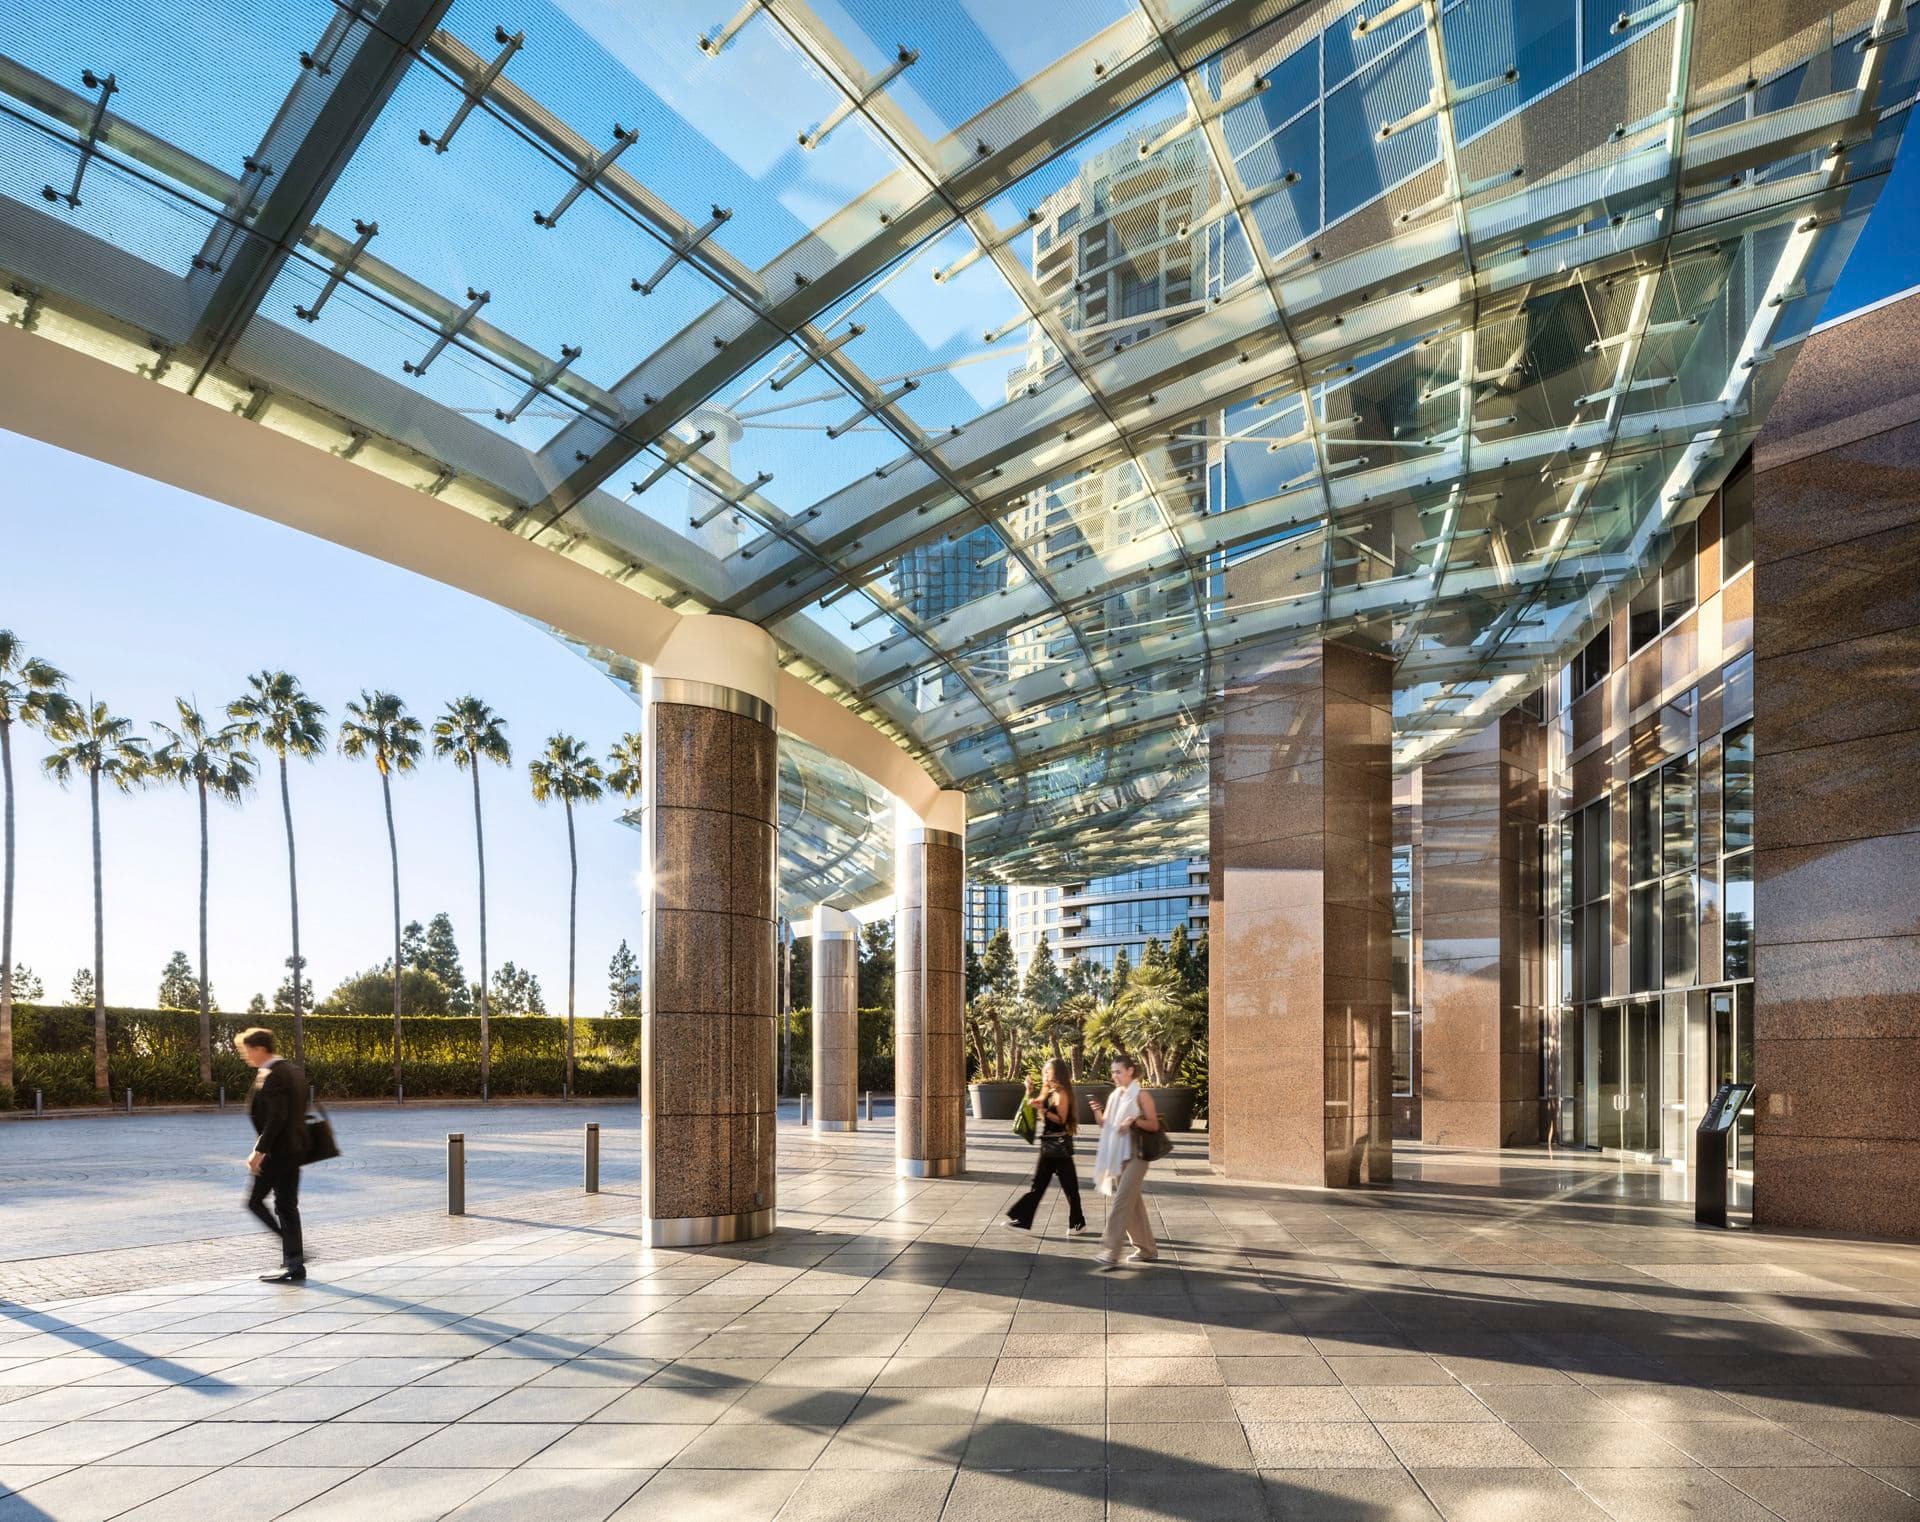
(237, 1027), (311, 1283)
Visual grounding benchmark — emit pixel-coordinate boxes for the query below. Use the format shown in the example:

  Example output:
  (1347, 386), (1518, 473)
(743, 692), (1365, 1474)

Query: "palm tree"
(432, 697), (510, 1098)
(42, 700), (148, 1098)
(229, 672), (328, 1068)
(0, 632), (74, 1093)
(150, 700), (257, 1087)
(338, 691), (423, 1094)
(606, 731), (644, 803)
(529, 735), (604, 1095)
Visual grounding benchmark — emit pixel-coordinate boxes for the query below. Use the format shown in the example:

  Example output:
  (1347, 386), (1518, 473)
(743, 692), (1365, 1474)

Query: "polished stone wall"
(1209, 639), (1394, 1187)
(896, 829), (966, 1178)
(811, 912), (859, 1133)
(641, 699), (779, 1246)
(1420, 711), (1544, 1149)
(1752, 290), (1920, 1236)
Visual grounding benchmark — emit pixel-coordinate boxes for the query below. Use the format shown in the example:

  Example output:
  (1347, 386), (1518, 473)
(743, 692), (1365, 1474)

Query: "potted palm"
(1110, 959), (1203, 1131)
(966, 988), (1028, 1119)
(1075, 999), (1121, 1125)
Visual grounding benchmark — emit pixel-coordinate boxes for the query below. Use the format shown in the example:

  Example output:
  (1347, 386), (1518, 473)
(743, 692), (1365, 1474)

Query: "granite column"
(1419, 711), (1545, 1148)
(811, 903), (859, 1133)
(639, 617), (779, 1247)
(1209, 640), (1394, 1187)
(895, 793), (966, 1178)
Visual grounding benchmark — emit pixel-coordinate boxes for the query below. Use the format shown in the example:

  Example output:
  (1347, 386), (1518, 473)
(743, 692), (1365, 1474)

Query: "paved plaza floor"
(3, 1112), (1920, 1521)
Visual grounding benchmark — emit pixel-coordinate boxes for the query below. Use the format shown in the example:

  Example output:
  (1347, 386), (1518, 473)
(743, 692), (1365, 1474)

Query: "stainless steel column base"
(642, 1206), (776, 1248)
(813, 1120), (858, 1133)
(897, 1156), (963, 1178)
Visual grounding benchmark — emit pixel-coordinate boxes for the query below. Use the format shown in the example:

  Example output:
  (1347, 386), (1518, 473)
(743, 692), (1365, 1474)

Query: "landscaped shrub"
(6, 1005), (649, 1105)
(776, 1007), (895, 1095)
(4, 1003), (916, 1108)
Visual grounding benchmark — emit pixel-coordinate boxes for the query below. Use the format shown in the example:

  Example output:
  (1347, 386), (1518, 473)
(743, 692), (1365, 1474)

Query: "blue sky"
(2, 440), (647, 1014)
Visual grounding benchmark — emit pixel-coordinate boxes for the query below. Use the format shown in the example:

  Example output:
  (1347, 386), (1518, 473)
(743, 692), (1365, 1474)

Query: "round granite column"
(811, 904), (859, 1133)
(640, 617), (779, 1247)
(895, 793), (967, 1178)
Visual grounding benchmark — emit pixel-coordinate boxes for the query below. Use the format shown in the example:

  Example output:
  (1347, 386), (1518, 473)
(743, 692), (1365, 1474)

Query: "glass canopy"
(4, 0), (1914, 880)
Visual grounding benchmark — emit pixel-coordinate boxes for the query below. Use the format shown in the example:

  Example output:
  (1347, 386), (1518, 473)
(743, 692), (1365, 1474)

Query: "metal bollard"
(125, 1088), (133, 1113)
(397, 1083), (404, 1105)
(34, 1088), (43, 1117)
(309, 1084), (316, 1107)
(584, 1123), (600, 1194)
(447, 1133), (466, 1216)
(800, 1091), (810, 1126)
(864, 1090), (873, 1122)
(218, 1086), (225, 1110)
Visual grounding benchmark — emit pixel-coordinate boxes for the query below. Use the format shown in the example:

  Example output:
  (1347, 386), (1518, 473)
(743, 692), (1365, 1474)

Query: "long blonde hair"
(1042, 1058), (1077, 1135)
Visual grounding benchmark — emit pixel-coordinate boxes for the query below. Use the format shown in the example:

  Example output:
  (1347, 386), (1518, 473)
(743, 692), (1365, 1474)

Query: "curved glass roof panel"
(3, 0), (1913, 882)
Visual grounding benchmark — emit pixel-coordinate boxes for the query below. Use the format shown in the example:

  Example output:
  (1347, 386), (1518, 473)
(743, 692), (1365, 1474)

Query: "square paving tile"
(606, 1468), (800, 1521)
(1243, 1421), (1400, 1469)
(437, 1468), (650, 1522)
(667, 1421), (835, 1468)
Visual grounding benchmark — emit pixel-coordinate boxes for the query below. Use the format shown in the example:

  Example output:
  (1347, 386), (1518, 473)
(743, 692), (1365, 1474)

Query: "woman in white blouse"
(1089, 1052), (1161, 1268)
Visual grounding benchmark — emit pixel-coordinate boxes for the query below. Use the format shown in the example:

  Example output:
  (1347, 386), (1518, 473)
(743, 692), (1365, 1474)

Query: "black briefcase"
(302, 1098), (341, 1166)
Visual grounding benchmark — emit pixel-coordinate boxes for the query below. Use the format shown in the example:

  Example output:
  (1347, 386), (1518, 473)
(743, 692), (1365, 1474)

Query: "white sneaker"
(1093, 1251), (1118, 1270)
(1068, 1224), (1088, 1237)
(1125, 1249), (1159, 1265)
(1001, 1218), (1027, 1233)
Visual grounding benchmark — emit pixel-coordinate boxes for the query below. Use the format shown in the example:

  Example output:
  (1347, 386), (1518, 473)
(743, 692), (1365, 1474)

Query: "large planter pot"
(969, 1081), (1025, 1121)
(1147, 1084), (1197, 1133)
(1073, 1083), (1113, 1126)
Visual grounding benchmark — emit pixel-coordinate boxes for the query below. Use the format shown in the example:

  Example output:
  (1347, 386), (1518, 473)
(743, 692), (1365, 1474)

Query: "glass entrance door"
(1597, 1001), (1663, 1153)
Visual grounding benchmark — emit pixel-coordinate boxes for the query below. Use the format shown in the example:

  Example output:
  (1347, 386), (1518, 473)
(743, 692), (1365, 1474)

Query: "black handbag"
(302, 1098), (341, 1166)
(1136, 1125), (1173, 1163)
(1040, 1131), (1073, 1159)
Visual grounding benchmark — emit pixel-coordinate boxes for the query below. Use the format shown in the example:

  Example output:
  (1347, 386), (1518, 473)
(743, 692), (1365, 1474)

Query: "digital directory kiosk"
(1695, 1081), (1755, 1228)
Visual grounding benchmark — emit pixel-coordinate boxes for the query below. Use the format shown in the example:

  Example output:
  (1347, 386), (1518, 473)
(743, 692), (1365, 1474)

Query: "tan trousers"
(1101, 1157), (1157, 1259)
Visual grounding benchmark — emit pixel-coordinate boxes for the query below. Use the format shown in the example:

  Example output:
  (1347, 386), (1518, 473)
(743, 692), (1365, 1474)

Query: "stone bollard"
(584, 1123), (600, 1194)
(448, 1133), (466, 1216)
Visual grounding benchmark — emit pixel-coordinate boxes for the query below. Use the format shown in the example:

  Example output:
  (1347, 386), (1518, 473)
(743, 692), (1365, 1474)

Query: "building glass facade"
(1542, 465), (1758, 1171)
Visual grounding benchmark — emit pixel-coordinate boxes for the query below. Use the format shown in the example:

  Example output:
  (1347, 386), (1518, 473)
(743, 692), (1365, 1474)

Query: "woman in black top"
(1004, 1058), (1087, 1235)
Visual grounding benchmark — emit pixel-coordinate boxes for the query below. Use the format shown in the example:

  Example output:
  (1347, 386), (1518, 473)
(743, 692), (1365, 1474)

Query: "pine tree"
(493, 961), (546, 1015)
(405, 912), (468, 1013)
(158, 951), (198, 1010)
(607, 940), (642, 1017)
(273, 956), (314, 1014)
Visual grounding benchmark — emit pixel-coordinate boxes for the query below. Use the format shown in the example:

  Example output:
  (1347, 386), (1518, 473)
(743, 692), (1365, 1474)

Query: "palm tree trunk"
(196, 777), (212, 1088)
(90, 768), (107, 1099)
(1, 719), (16, 1093)
(382, 769), (402, 1096)
(278, 752), (305, 1067)
(471, 757), (489, 1100)
(564, 797), (577, 1097)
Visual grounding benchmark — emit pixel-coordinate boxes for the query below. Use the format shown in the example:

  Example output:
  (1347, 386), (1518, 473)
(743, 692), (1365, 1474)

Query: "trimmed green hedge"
(776, 1007), (896, 1096)
(2, 1005), (643, 1107)
(1, 1002), (927, 1110)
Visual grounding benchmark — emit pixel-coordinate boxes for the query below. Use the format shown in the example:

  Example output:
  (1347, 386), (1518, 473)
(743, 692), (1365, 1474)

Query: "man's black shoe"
(260, 1268), (307, 1284)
